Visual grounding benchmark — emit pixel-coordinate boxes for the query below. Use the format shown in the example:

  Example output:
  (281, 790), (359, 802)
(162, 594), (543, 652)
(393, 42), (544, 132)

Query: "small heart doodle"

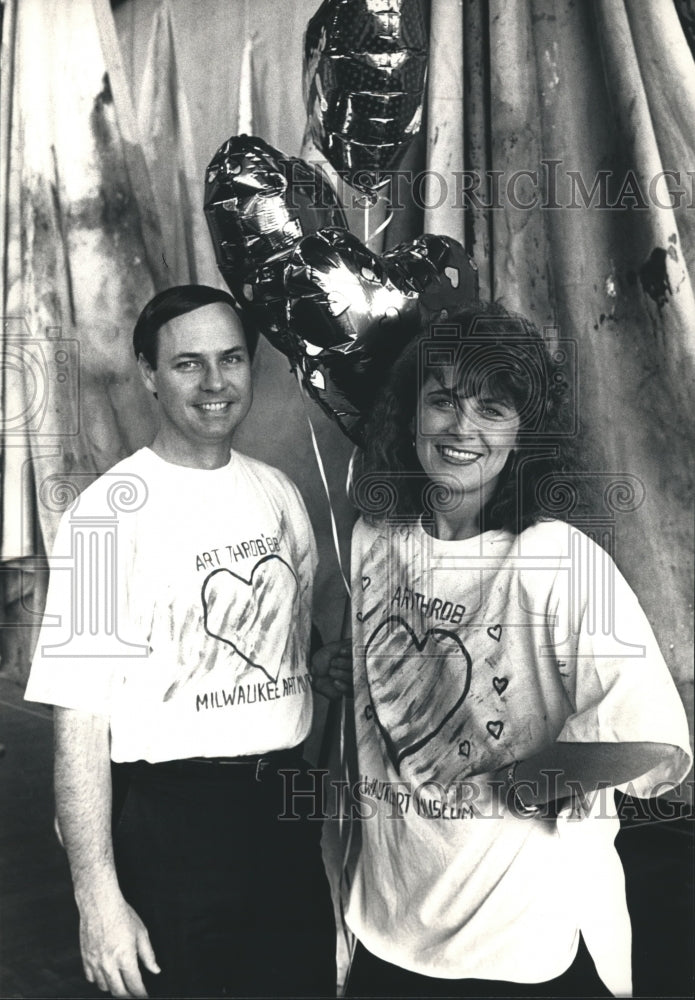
(492, 677), (509, 695)
(487, 624), (502, 642)
(486, 720), (504, 740)
(458, 740), (471, 758)
(364, 615), (472, 774)
(361, 575), (371, 591)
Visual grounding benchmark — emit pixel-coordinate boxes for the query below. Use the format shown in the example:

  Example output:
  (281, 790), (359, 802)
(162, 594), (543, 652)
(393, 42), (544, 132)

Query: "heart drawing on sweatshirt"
(202, 556), (298, 683)
(363, 615), (472, 774)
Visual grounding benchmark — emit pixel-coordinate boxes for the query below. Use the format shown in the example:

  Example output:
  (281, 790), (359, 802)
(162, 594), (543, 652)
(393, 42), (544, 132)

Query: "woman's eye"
(431, 396), (455, 409)
(477, 402), (506, 418)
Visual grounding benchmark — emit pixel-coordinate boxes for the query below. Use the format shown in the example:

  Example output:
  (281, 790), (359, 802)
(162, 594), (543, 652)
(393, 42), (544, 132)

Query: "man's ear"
(137, 354), (158, 398)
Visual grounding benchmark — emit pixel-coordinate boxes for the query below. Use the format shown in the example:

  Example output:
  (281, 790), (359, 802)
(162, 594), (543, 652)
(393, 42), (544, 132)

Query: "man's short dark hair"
(133, 285), (259, 367)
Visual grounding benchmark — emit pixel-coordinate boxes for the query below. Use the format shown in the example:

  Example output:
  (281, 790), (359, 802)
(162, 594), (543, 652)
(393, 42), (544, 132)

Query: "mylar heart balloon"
(204, 134), (346, 317)
(304, 0), (429, 196)
(279, 230), (479, 443)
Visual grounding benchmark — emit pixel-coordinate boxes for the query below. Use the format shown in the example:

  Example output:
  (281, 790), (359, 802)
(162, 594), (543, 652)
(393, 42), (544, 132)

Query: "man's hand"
(54, 709), (161, 997)
(310, 639), (353, 700)
(78, 888), (160, 998)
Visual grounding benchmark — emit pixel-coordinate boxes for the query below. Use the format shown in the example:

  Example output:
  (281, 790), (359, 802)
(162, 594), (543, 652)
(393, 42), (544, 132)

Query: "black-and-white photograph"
(0, 1), (693, 997)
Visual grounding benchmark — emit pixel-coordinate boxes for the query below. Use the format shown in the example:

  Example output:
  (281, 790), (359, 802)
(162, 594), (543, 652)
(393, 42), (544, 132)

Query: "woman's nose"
(451, 403), (478, 434)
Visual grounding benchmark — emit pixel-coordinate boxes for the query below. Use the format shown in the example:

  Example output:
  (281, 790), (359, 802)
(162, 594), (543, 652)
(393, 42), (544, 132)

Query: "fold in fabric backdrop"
(1, 0), (693, 734)
(1, 0), (163, 560)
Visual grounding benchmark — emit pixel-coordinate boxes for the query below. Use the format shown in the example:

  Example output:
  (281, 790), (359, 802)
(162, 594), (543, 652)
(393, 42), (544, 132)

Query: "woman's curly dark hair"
(352, 302), (589, 534)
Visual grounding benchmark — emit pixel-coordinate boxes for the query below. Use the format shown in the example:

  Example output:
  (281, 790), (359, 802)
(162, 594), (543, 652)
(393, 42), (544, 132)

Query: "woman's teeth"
(439, 446), (479, 463)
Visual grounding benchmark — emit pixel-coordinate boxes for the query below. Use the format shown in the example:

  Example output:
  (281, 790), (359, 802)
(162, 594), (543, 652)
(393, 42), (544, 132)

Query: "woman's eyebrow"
(477, 394), (513, 405)
(427, 377), (457, 393)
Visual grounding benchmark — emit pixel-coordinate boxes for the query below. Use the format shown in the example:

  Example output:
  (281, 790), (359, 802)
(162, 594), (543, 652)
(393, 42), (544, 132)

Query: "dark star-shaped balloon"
(304, 0), (429, 195)
(204, 133), (346, 312)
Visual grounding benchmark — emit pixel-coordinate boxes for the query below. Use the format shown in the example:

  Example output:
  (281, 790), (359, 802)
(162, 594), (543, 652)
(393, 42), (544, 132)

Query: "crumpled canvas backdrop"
(1, 0), (693, 769)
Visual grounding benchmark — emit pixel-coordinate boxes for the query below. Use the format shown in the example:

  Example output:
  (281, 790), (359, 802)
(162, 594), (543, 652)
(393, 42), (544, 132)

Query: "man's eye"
(176, 360), (198, 370)
(222, 355), (243, 365)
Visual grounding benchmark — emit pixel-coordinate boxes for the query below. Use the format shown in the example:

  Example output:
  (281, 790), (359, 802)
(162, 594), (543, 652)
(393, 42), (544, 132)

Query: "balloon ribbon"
(295, 370), (351, 599)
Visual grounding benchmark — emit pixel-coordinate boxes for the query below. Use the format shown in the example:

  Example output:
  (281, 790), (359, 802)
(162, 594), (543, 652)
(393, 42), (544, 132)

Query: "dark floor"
(615, 800), (695, 998)
(0, 675), (693, 999)
(0, 679), (102, 999)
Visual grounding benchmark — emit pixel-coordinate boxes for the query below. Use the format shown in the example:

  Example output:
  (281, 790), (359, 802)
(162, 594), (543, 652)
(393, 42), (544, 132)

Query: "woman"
(314, 303), (691, 997)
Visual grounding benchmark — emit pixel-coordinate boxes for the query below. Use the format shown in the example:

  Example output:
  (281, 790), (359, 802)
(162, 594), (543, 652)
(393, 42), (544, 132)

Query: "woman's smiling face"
(414, 371), (521, 518)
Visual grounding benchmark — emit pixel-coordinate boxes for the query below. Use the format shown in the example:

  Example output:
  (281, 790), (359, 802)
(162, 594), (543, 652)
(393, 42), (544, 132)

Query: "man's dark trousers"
(114, 751), (336, 998)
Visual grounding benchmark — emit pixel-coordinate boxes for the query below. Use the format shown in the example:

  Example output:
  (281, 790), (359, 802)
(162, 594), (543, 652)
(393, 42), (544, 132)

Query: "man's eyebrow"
(171, 347), (245, 360)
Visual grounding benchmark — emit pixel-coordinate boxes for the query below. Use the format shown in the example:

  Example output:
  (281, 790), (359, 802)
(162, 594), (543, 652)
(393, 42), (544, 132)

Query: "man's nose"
(201, 362), (226, 392)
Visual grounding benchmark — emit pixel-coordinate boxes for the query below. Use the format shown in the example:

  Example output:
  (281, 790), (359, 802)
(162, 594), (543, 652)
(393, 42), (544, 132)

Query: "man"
(25, 285), (337, 998)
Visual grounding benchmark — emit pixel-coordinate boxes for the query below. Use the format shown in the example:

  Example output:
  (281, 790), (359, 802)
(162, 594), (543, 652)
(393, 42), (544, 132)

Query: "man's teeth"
(199, 402), (229, 411)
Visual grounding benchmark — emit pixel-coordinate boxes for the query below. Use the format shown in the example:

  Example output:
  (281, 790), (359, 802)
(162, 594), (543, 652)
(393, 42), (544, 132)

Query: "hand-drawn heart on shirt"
(364, 615), (472, 775)
(202, 556), (298, 683)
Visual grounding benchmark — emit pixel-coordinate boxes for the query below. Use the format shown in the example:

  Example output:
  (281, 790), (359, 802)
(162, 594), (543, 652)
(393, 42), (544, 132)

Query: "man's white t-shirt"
(346, 517), (692, 995)
(25, 447), (317, 762)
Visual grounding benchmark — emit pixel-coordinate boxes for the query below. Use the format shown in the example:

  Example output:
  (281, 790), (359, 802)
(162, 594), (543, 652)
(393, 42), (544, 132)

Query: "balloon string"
(346, 446), (359, 500)
(295, 371), (351, 599)
(362, 202), (393, 246)
(338, 695), (357, 972)
(369, 209), (394, 242)
(296, 372), (355, 968)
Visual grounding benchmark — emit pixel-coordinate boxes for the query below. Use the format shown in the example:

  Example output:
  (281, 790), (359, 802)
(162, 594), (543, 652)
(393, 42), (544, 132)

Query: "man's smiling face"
(414, 370), (520, 513)
(138, 302), (253, 466)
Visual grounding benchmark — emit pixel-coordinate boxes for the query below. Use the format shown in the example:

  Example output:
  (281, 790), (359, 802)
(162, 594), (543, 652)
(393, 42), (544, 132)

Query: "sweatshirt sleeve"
(548, 528), (692, 796)
(24, 499), (142, 716)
